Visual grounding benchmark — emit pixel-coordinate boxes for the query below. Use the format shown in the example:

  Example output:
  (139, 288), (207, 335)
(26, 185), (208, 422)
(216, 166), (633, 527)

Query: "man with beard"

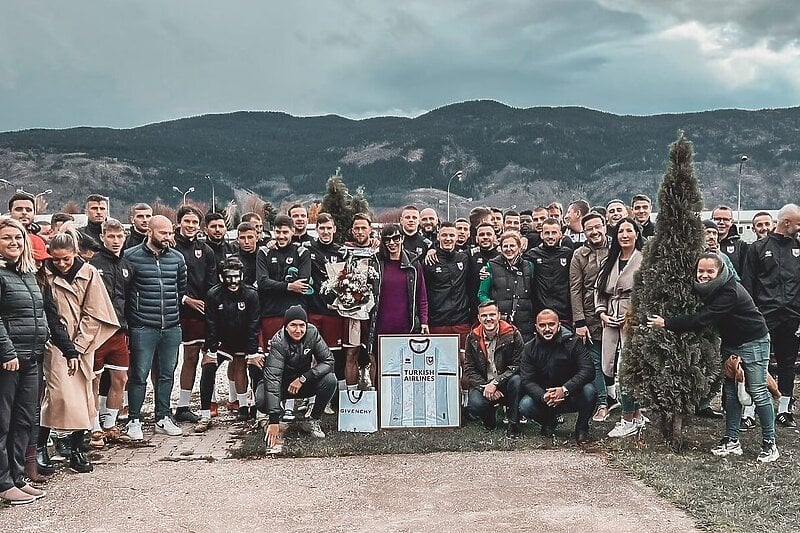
(605, 199), (627, 229)
(419, 208), (439, 241)
(503, 210), (522, 234)
(289, 204), (313, 246)
(518, 310), (596, 443)
(123, 215), (187, 440)
(124, 203), (152, 250)
(569, 212), (613, 422)
(743, 204), (800, 428)
(454, 218), (471, 252)
(464, 300), (524, 438)
(173, 206), (218, 423)
(751, 211), (774, 240)
(526, 218), (574, 324)
(631, 194), (655, 238)
(468, 222), (499, 319)
(490, 208), (504, 237)
(524, 206), (549, 251)
(307, 213), (347, 391)
(713, 205), (748, 278)
(399, 205), (432, 259)
(204, 212), (234, 271)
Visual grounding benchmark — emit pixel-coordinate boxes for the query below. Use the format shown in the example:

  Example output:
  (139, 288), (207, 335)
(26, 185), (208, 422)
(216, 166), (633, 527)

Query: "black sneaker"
(174, 407), (201, 423)
(695, 406), (724, 419)
(506, 423), (521, 439)
(740, 416), (756, 431)
(776, 412), (796, 428)
(236, 406), (250, 422)
(757, 440), (780, 463)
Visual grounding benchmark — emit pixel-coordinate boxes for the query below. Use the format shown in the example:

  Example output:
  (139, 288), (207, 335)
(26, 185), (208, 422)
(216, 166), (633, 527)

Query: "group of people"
(0, 189), (796, 505)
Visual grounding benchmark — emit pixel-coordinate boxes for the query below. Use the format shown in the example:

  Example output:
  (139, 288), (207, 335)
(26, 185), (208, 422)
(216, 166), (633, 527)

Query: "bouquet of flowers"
(322, 256), (380, 320)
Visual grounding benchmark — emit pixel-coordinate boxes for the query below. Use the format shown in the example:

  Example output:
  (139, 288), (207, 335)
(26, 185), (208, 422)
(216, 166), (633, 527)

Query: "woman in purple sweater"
(369, 224), (429, 352)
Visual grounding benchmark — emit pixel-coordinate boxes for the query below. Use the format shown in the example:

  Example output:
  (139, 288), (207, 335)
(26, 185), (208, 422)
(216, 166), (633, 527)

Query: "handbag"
(338, 389), (378, 433)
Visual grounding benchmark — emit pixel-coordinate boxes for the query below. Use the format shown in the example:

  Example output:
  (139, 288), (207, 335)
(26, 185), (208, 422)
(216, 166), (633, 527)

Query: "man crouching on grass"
(263, 305), (338, 449)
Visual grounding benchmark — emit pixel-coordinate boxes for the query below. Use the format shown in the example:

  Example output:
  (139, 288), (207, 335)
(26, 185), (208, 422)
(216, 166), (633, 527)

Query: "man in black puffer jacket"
(123, 215), (187, 441)
(261, 306), (337, 449)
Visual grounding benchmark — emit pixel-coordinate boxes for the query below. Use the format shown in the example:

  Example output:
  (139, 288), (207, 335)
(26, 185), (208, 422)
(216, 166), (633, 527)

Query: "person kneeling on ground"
(518, 309), (597, 444)
(262, 305), (337, 448)
(463, 300), (524, 438)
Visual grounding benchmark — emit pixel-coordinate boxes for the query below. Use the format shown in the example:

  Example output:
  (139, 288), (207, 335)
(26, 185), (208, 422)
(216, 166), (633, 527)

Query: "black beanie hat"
(702, 219), (718, 230)
(284, 305), (308, 325)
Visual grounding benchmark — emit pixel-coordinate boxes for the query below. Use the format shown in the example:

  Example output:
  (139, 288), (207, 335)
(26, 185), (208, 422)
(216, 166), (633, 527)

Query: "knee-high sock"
(199, 363), (219, 411)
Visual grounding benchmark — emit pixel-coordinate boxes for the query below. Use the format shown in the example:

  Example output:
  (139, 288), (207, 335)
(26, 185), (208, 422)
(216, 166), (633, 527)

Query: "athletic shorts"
(217, 344), (246, 361)
(261, 316), (285, 350)
(93, 330), (130, 373)
(342, 318), (370, 349)
(180, 318), (206, 346)
(308, 313), (345, 349)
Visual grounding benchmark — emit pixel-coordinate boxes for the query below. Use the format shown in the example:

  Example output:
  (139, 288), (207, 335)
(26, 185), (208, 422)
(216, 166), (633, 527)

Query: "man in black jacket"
(124, 203), (152, 250)
(173, 205), (218, 423)
(262, 306), (337, 449)
(400, 205), (432, 259)
(713, 205), (748, 278)
(464, 301), (524, 437)
(81, 193), (108, 249)
(468, 223), (499, 318)
(204, 212), (234, 272)
(89, 219), (132, 443)
(743, 203), (800, 427)
(519, 309), (596, 443)
(196, 257), (261, 430)
(526, 218), (574, 324)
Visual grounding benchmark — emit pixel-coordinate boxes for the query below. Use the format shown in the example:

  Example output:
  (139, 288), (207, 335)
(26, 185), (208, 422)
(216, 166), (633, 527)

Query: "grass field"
(233, 406), (800, 532)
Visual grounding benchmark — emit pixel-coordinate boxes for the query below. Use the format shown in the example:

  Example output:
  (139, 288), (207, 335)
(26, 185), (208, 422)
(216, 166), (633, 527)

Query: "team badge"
(536, 258), (543, 264)
(560, 258), (567, 266)
(426, 355), (434, 366)
(238, 302), (246, 310)
(194, 249), (202, 259)
(310, 253), (316, 260)
(122, 268), (129, 278)
(435, 267), (442, 273)
(96, 269), (104, 275)
(286, 257), (293, 264)
(457, 262), (464, 270)
(794, 249), (800, 257)
(765, 251), (773, 258)
(726, 246), (735, 254)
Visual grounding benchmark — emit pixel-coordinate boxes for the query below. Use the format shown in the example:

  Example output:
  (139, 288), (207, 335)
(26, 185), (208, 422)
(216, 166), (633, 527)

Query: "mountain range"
(1, 100), (798, 215)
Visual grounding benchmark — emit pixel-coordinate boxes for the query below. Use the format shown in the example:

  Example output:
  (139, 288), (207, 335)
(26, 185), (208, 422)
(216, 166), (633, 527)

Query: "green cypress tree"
(321, 168), (352, 243)
(621, 131), (720, 448)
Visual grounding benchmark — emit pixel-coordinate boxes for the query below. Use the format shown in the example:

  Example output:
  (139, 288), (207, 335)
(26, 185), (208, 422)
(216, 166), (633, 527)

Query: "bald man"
(123, 215), (188, 440)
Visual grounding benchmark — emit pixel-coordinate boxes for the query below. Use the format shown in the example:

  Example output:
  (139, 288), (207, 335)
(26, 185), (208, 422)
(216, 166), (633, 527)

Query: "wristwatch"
(299, 375), (307, 384)
(562, 386), (569, 397)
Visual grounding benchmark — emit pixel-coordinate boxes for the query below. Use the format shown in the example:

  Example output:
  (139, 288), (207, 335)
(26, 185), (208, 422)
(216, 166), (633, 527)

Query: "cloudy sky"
(1, 0), (798, 131)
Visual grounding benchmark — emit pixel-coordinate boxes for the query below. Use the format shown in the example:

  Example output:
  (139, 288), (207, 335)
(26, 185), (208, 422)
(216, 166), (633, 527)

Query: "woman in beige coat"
(40, 231), (118, 473)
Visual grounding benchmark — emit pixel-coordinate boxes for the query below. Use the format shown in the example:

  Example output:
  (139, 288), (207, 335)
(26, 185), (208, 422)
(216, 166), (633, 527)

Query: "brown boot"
(24, 447), (48, 483)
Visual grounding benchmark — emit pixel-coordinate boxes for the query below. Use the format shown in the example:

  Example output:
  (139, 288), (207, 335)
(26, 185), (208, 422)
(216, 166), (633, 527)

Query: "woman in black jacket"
(648, 252), (777, 463)
(0, 218), (49, 504)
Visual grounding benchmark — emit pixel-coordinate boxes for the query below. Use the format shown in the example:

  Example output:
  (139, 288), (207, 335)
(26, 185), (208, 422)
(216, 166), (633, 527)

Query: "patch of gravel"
(5, 450), (698, 532)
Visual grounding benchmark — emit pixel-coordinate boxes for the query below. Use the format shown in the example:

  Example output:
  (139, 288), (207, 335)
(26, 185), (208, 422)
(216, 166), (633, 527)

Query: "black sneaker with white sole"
(757, 440), (779, 463)
(776, 412), (796, 428)
(174, 407), (201, 423)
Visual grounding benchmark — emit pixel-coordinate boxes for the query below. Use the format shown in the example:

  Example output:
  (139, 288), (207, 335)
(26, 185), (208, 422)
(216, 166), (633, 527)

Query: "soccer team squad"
(1, 189), (798, 504)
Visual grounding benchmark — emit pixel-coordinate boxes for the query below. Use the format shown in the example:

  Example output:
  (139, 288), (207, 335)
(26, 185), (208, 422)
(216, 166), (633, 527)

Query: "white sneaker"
(125, 419), (144, 441)
(299, 419), (326, 438)
(607, 419), (639, 438)
(155, 416), (183, 436)
(634, 415), (649, 428)
(711, 437), (743, 457)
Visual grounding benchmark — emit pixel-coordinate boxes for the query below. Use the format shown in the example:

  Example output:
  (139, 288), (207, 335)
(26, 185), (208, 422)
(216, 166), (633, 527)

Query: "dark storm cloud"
(0, 0), (797, 131)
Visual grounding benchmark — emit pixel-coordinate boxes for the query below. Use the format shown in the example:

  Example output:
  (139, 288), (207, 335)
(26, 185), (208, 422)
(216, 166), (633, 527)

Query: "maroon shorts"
(181, 318), (206, 346)
(93, 330), (130, 373)
(308, 313), (345, 349)
(342, 318), (370, 349)
(429, 324), (471, 351)
(261, 316), (285, 350)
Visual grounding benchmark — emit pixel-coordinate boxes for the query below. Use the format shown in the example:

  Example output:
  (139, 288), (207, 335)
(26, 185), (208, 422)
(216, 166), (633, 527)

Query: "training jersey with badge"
(256, 242), (310, 318)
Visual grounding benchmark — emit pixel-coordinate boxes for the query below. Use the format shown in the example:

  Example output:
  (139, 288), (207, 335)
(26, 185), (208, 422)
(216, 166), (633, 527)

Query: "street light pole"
(446, 170), (463, 221)
(172, 185), (196, 206)
(737, 155), (748, 225)
(205, 175), (215, 213)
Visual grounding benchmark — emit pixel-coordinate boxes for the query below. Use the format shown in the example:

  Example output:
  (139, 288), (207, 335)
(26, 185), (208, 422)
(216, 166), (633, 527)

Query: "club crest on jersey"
(237, 302), (246, 310)
(329, 256), (339, 263)
(765, 251), (773, 258)
(560, 258), (567, 266)
(96, 269), (104, 275)
(286, 257), (293, 264)
(457, 262), (464, 270)
(310, 253), (316, 260)
(536, 258), (543, 264)
(194, 249), (203, 259)
(426, 355), (434, 366)
(435, 267), (442, 273)
(727, 246), (735, 254)
(794, 249), (800, 257)
(121, 268), (129, 278)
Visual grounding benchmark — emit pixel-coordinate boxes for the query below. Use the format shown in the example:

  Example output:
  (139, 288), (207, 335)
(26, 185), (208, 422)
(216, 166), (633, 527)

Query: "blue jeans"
(588, 341), (607, 407)
(128, 326), (182, 421)
(519, 383), (597, 433)
(721, 334), (775, 443)
(467, 374), (521, 424)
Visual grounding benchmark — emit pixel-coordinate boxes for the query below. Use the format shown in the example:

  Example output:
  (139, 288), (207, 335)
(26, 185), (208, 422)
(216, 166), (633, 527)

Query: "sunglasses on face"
(385, 234), (403, 243)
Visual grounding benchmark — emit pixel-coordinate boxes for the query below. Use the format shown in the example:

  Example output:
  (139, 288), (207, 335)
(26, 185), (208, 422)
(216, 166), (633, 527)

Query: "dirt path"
(4, 449), (697, 532)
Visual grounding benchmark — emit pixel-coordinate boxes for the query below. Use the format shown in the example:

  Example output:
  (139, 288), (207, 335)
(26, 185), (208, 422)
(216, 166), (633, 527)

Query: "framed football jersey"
(378, 335), (461, 428)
